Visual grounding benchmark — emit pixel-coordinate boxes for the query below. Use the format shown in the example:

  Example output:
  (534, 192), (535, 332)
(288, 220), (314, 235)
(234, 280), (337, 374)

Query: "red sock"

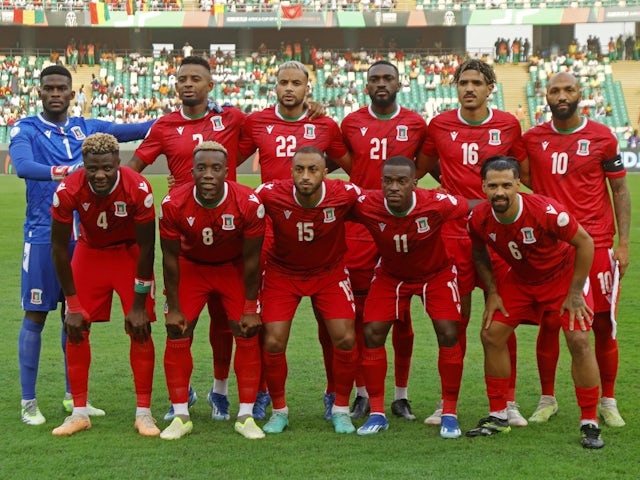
(486, 375), (509, 413)
(592, 313), (618, 398)
(457, 315), (470, 358)
(163, 337), (192, 404)
(130, 334), (155, 408)
(439, 344), (463, 416)
(263, 350), (287, 409)
(575, 385), (599, 422)
(234, 336), (261, 404)
(507, 332), (517, 402)
(362, 346), (387, 414)
(66, 331), (91, 408)
(208, 298), (232, 381)
(392, 310), (413, 389)
(537, 314), (561, 396)
(316, 312), (334, 393)
(333, 347), (358, 408)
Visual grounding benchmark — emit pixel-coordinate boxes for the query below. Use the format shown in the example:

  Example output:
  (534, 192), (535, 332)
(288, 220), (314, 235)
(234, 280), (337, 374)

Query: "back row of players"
(11, 57), (628, 448)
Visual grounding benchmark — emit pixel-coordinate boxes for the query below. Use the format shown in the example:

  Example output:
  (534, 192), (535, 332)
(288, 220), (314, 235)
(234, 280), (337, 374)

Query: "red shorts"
(72, 242), (156, 323)
(261, 264), (355, 323)
(492, 268), (593, 331)
(589, 247), (619, 314)
(364, 266), (461, 323)
(345, 237), (378, 292)
(177, 257), (244, 322)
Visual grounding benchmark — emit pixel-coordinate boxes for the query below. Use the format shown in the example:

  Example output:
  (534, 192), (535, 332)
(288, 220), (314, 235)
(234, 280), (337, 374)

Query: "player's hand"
(239, 313), (262, 338)
(64, 311), (90, 344)
(613, 245), (629, 278)
(482, 292), (508, 330)
(165, 309), (188, 336)
(125, 306), (152, 344)
(68, 160), (84, 175)
(167, 174), (176, 189)
(561, 293), (594, 331)
(305, 100), (325, 120)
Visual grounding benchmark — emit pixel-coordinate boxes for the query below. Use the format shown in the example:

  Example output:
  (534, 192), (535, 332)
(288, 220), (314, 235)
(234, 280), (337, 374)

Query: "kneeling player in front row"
(50, 133), (158, 437)
(159, 142), (265, 440)
(351, 156), (471, 439)
(466, 156), (604, 449)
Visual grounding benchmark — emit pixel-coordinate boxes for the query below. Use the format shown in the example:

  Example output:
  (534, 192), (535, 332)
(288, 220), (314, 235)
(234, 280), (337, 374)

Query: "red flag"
(13, 9), (23, 24)
(281, 4), (303, 20)
(126, 0), (136, 16)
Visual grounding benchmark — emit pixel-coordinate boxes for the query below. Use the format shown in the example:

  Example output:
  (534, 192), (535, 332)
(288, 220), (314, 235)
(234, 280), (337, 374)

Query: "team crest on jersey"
(30, 289), (43, 305)
(488, 233), (496, 242)
(82, 203), (90, 211)
(304, 124), (316, 140)
(450, 132), (458, 141)
(187, 216), (195, 226)
(396, 126), (408, 142)
(284, 210), (292, 219)
(577, 140), (590, 156)
(521, 227), (536, 244)
(416, 217), (430, 233)
(114, 201), (128, 217)
(378, 223), (386, 232)
(211, 116), (225, 131)
(488, 129), (501, 146)
(70, 126), (85, 140)
(221, 214), (235, 230)
(360, 127), (368, 136)
(323, 207), (336, 223)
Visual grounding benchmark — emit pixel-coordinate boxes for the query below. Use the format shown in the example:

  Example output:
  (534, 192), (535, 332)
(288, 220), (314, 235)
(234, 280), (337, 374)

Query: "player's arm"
(471, 242), (508, 329)
(126, 220), (155, 344)
(608, 175), (631, 277)
(11, 134), (82, 181)
(306, 100), (325, 120)
(519, 158), (532, 189)
(160, 235), (188, 337)
(104, 119), (155, 142)
(415, 151), (440, 182)
(239, 235), (264, 338)
(51, 218), (89, 344)
(561, 225), (595, 331)
(327, 151), (351, 174)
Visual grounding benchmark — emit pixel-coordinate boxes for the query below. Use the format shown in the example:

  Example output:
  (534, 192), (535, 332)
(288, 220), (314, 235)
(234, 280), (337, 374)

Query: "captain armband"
(601, 155), (624, 173)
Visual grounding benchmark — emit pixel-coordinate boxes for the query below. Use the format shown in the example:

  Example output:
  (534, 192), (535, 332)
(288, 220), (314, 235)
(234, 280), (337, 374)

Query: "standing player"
(416, 59), (528, 427)
(340, 60), (427, 420)
(521, 71), (630, 427)
(10, 65), (152, 425)
(50, 133), (158, 437)
(254, 147), (359, 435)
(238, 60), (350, 419)
(128, 56), (247, 422)
(352, 156), (469, 439)
(466, 156), (604, 449)
(159, 142), (265, 440)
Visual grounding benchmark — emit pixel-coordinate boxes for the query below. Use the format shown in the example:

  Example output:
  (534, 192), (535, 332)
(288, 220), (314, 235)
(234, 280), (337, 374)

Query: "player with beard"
(466, 156), (604, 449)
(340, 61), (427, 421)
(521, 72), (630, 427)
(416, 59), (528, 428)
(238, 61), (350, 420)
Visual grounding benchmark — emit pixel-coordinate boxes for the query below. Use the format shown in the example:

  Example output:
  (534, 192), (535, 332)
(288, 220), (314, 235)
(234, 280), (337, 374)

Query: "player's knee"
(480, 327), (504, 350)
(565, 331), (593, 360)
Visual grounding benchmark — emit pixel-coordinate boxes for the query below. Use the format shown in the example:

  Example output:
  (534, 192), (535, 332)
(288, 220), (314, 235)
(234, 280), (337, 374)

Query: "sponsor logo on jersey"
(416, 217), (430, 233)
(450, 131), (458, 141)
(521, 227), (536, 244)
(267, 125), (274, 134)
(222, 214), (235, 230)
(577, 139), (590, 156)
(545, 204), (558, 215)
(70, 126), (85, 140)
(378, 222), (386, 232)
(488, 233), (496, 242)
(82, 202), (90, 211)
(211, 116), (225, 131)
(30, 289), (43, 305)
(144, 193), (154, 208)
(114, 201), (128, 217)
(557, 212), (570, 227)
(256, 204), (265, 219)
(542, 141), (550, 151)
(176, 126), (184, 135)
(284, 210), (292, 219)
(396, 125), (408, 142)
(304, 124), (316, 140)
(10, 126), (19, 138)
(488, 129), (501, 146)
(187, 216), (195, 226)
(323, 207), (336, 223)
(44, 130), (52, 138)
(360, 127), (368, 136)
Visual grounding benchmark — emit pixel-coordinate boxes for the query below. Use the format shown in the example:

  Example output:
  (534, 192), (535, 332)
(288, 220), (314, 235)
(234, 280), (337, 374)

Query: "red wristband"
(243, 299), (258, 315)
(65, 295), (83, 314)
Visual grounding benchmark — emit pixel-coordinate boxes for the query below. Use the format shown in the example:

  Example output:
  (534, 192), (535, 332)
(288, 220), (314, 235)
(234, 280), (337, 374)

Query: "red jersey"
(134, 105), (245, 186)
(159, 181), (265, 264)
(422, 108), (526, 238)
(352, 188), (468, 282)
(238, 106), (348, 182)
(522, 118), (624, 248)
(51, 167), (155, 248)
(468, 193), (580, 284)
(255, 178), (360, 275)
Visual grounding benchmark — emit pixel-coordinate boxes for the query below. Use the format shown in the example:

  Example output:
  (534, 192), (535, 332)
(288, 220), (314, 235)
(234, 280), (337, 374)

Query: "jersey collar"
(457, 107), (493, 126)
(491, 193), (523, 224)
(37, 113), (70, 131)
(193, 181), (228, 208)
(293, 181), (326, 207)
(275, 106), (308, 122)
(550, 116), (587, 134)
(368, 104), (400, 120)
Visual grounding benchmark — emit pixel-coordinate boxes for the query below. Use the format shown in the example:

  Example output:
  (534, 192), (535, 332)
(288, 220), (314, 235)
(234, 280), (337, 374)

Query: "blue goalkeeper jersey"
(10, 113), (153, 244)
